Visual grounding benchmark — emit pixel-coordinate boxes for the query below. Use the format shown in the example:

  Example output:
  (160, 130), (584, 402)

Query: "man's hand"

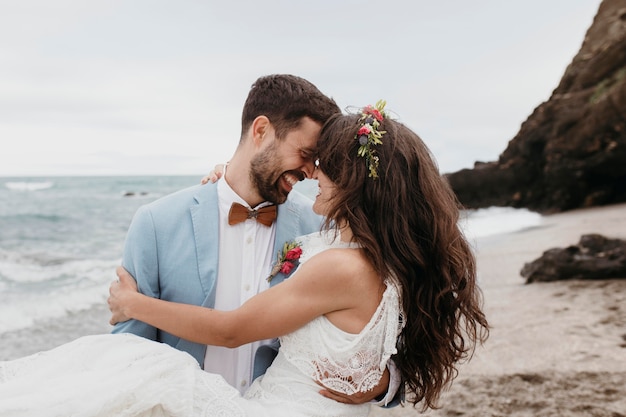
(108, 266), (139, 325)
(317, 367), (390, 404)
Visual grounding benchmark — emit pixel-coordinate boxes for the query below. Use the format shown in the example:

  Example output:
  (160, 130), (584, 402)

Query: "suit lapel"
(190, 183), (220, 306)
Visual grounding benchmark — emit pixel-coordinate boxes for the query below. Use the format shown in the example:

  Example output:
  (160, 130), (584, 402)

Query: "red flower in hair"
(358, 125), (371, 136)
(363, 106), (383, 122)
(355, 99), (388, 179)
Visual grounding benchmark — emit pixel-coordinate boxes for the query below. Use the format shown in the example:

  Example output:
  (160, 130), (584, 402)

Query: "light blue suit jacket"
(112, 181), (322, 376)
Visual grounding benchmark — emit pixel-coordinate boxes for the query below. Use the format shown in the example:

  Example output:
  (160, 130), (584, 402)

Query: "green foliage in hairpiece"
(356, 99), (388, 179)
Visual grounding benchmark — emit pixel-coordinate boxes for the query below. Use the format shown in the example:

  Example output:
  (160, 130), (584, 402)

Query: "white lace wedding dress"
(0, 231), (404, 417)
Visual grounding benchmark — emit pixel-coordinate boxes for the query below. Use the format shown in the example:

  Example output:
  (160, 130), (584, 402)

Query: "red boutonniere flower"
(267, 240), (303, 282)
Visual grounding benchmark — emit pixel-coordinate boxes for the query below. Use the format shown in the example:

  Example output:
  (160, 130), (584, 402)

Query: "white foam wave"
(460, 207), (543, 240)
(5, 181), (54, 191)
(0, 250), (115, 284)
(0, 256), (118, 334)
(0, 285), (109, 334)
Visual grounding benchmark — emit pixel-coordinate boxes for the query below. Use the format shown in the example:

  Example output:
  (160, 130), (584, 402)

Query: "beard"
(249, 142), (290, 204)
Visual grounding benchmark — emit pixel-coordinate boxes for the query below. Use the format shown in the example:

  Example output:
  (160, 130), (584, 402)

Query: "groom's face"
(250, 117), (321, 204)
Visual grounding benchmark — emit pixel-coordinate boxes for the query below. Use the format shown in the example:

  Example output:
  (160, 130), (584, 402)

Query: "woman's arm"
(109, 248), (369, 348)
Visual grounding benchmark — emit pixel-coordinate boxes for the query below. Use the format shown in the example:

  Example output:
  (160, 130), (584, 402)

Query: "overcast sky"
(0, 0), (602, 177)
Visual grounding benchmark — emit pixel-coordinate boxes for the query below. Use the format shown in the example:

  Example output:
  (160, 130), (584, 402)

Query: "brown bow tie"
(228, 202), (277, 227)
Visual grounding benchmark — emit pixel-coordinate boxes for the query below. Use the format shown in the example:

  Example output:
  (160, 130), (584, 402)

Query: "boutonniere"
(267, 240), (303, 282)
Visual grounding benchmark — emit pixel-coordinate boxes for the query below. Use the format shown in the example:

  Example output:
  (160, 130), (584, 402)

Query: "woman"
(0, 101), (488, 416)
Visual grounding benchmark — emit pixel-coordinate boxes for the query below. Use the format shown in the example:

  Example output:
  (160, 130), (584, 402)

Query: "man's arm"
(111, 205), (160, 340)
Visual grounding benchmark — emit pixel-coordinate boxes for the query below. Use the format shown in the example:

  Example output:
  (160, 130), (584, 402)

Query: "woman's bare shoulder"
(296, 247), (378, 289)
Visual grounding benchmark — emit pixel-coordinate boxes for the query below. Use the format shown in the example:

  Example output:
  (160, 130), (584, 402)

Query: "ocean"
(0, 176), (542, 360)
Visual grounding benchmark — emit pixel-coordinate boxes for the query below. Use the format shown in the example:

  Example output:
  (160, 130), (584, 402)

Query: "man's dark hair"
(240, 74), (340, 141)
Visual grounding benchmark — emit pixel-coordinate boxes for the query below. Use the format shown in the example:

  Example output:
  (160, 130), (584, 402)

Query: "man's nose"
(302, 160), (316, 179)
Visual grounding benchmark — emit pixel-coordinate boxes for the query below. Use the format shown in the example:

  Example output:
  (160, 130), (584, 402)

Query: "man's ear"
(251, 116), (271, 148)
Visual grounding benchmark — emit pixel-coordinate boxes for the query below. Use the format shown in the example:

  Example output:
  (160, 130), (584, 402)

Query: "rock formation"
(446, 0), (626, 213)
(521, 234), (626, 283)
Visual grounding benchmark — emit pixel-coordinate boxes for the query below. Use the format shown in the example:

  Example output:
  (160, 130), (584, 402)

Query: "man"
(112, 74), (397, 405)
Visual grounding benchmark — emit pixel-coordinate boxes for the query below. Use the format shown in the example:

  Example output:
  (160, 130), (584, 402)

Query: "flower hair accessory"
(356, 99), (388, 179)
(267, 240), (303, 282)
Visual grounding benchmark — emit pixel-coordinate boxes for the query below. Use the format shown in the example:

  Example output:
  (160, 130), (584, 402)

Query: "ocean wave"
(1, 212), (66, 224)
(0, 255), (116, 335)
(0, 248), (76, 269)
(4, 181), (54, 191)
(461, 207), (543, 239)
(0, 250), (116, 285)
(0, 284), (110, 335)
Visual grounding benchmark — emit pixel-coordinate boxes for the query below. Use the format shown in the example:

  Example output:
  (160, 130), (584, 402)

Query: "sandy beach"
(4, 203), (626, 416)
(373, 202), (626, 417)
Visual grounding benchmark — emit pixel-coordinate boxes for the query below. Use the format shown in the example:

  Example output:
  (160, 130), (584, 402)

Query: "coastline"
(374, 202), (626, 416)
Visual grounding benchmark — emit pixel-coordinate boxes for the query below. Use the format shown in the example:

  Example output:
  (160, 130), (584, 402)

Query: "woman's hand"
(200, 163), (227, 184)
(108, 266), (139, 325)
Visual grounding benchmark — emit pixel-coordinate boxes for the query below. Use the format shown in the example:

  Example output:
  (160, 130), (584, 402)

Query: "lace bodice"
(280, 231), (404, 394)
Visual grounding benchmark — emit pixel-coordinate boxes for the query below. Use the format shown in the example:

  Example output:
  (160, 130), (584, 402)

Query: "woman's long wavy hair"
(316, 112), (489, 410)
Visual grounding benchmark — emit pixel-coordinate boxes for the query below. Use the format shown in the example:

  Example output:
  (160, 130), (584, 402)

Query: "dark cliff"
(446, 0), (626, 213)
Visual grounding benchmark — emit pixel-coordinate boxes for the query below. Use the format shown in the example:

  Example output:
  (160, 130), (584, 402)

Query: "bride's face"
(311, 164), (336, 216)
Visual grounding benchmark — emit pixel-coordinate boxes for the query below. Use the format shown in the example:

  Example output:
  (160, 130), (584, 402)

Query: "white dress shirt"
(203, 175), (275, 394)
